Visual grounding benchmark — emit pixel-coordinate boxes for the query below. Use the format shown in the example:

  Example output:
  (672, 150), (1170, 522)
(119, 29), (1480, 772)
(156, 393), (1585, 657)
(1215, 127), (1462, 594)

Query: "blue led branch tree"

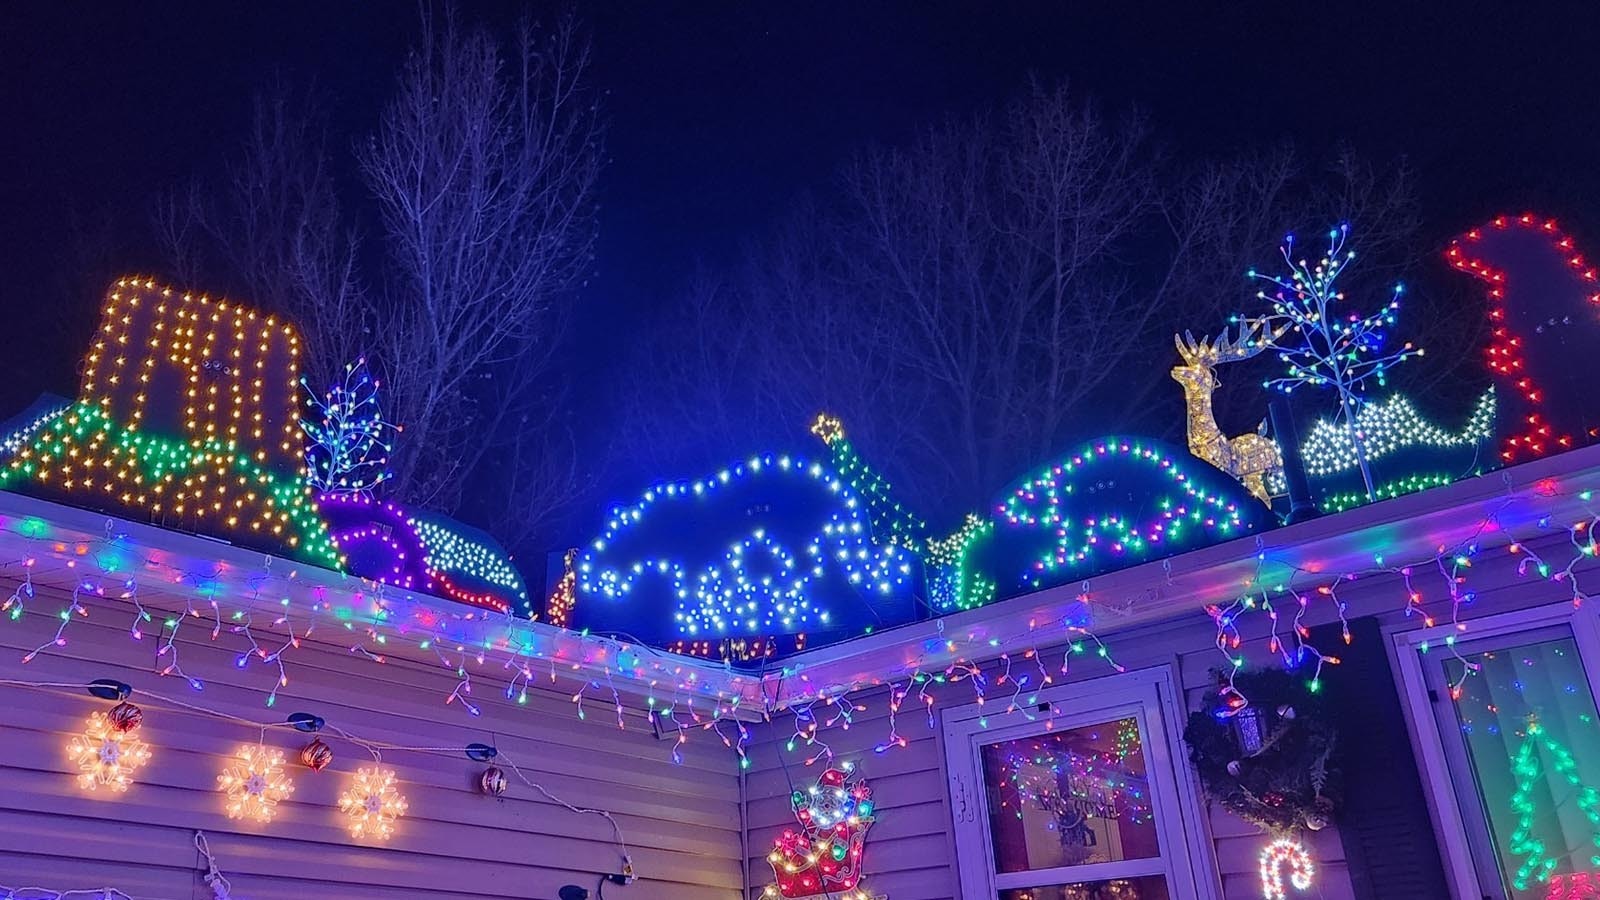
(301, 358), (397, 497)
(1243, 224), (1424, 501)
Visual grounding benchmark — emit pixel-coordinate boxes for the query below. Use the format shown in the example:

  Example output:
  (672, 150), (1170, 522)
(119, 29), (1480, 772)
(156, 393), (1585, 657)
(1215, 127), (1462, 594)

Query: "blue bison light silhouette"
(575, 454), (918, 646)
(933, 437), (1273, 611)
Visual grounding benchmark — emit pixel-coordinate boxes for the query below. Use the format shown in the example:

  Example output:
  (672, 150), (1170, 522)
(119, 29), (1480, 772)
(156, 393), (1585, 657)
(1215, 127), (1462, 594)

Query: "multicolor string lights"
(763, 763), (880, 900)
(1244, 224), (1423, 500)
(1, 401), (340, 566)
(1, 278), (336, 562)
(2, 452), (1597, 769)
(812, 414), (926, 552)
(319, 492), (527, 615)
(993, 437), (1267, 593)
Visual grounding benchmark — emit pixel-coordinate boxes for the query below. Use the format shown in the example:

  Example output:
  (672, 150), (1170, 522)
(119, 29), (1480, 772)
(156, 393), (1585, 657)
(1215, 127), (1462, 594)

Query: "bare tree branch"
(360, 11), (603, 514)
(149, 78), (369, 390)
(616, 82), (1425, 531)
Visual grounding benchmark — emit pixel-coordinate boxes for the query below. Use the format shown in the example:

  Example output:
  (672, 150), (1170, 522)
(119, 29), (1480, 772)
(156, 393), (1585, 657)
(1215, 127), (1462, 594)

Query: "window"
(943, 667), (1214, 900)
(1394, 603), (1600, 900)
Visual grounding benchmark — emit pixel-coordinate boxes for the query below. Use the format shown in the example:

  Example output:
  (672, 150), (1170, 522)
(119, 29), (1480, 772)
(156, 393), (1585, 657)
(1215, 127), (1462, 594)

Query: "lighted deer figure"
(1172, 323), (1282, 505)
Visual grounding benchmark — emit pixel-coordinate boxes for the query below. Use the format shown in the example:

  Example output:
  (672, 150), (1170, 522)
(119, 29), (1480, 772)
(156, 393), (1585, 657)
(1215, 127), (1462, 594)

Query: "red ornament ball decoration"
(300, 738), (334, 772)
(107, 701), (143, 733)
(480, 766), (508, 797)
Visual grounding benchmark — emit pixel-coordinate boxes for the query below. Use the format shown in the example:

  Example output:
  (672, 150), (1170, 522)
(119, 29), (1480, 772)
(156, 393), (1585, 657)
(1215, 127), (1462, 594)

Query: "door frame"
(940, 664), (1219, 900)
(1388, 599), (1600, 899)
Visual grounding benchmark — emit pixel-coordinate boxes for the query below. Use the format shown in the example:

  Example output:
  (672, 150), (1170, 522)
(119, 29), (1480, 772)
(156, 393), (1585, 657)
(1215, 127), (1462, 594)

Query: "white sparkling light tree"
(1243, 223), (1423, 500)
(301, 358), (398, 496)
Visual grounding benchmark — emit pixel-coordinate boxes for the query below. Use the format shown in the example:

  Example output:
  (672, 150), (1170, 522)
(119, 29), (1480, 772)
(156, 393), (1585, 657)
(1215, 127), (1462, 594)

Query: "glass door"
(944, 667), (1210, 900)
(1422, 625), (1600, 900)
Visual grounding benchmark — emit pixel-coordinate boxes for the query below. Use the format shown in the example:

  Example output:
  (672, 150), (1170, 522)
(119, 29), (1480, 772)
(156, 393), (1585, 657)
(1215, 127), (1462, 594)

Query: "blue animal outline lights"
(577, 453), (914, 640)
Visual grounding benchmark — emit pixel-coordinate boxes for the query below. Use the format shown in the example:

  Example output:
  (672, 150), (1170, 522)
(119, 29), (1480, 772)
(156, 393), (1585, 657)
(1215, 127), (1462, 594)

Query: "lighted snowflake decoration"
(67, 710), (152, 792)
(218, 744), (295, 823)
(338, 767), (408, 840)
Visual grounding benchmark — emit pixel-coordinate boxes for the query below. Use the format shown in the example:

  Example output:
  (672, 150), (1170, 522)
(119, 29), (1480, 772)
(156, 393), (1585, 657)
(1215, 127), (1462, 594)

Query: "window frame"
(1389, 599), (1600, 900)
(940, 665), (1218, 900)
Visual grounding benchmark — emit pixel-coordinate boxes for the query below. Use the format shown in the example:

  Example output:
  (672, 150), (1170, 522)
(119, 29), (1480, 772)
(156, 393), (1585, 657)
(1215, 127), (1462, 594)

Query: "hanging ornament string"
(0, 678), (633, 871)
(305, 723), (633, 869)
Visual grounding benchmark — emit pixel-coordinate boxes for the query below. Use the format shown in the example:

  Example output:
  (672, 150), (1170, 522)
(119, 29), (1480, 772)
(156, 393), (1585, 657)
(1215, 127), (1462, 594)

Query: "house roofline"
(758, 443), (1600, 705)
(4, 442), (1598, 716)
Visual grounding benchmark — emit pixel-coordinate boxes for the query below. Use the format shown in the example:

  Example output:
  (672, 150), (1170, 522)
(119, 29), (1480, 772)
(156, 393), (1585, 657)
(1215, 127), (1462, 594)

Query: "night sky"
(4, 1), (1600, 540)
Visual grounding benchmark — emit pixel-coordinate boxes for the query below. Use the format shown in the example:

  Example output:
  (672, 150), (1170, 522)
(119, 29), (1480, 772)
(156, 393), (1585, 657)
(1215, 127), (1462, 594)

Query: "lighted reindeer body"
(1172, 325), (1282, 505)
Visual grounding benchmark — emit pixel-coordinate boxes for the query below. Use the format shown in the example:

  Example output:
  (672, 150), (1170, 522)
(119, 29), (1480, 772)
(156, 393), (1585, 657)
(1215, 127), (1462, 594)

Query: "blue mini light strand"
(577, 453), (912, 638)
(1241, 224), (1426, 500)
(300, 358), (396, 497)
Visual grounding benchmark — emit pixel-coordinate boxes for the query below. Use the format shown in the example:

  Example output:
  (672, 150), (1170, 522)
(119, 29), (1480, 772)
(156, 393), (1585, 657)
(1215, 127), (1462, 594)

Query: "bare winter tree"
(359, 12), (603, 520)
(803, 81), (1171, 516)
(616, 81), (1428, 529)
(619, 82), (1168, 518)
(613, 196), (925, 487)
(616, 266), (771, 473)
(152, 81), (368, 390)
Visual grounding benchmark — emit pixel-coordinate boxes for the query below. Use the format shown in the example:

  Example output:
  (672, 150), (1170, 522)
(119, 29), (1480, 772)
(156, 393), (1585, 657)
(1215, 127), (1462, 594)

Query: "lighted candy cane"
(1259, 838), (1314, 900)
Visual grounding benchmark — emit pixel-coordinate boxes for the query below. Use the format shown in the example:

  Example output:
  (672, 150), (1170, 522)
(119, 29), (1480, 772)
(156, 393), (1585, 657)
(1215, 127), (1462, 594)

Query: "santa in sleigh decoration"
(762, 764), (883, 900)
